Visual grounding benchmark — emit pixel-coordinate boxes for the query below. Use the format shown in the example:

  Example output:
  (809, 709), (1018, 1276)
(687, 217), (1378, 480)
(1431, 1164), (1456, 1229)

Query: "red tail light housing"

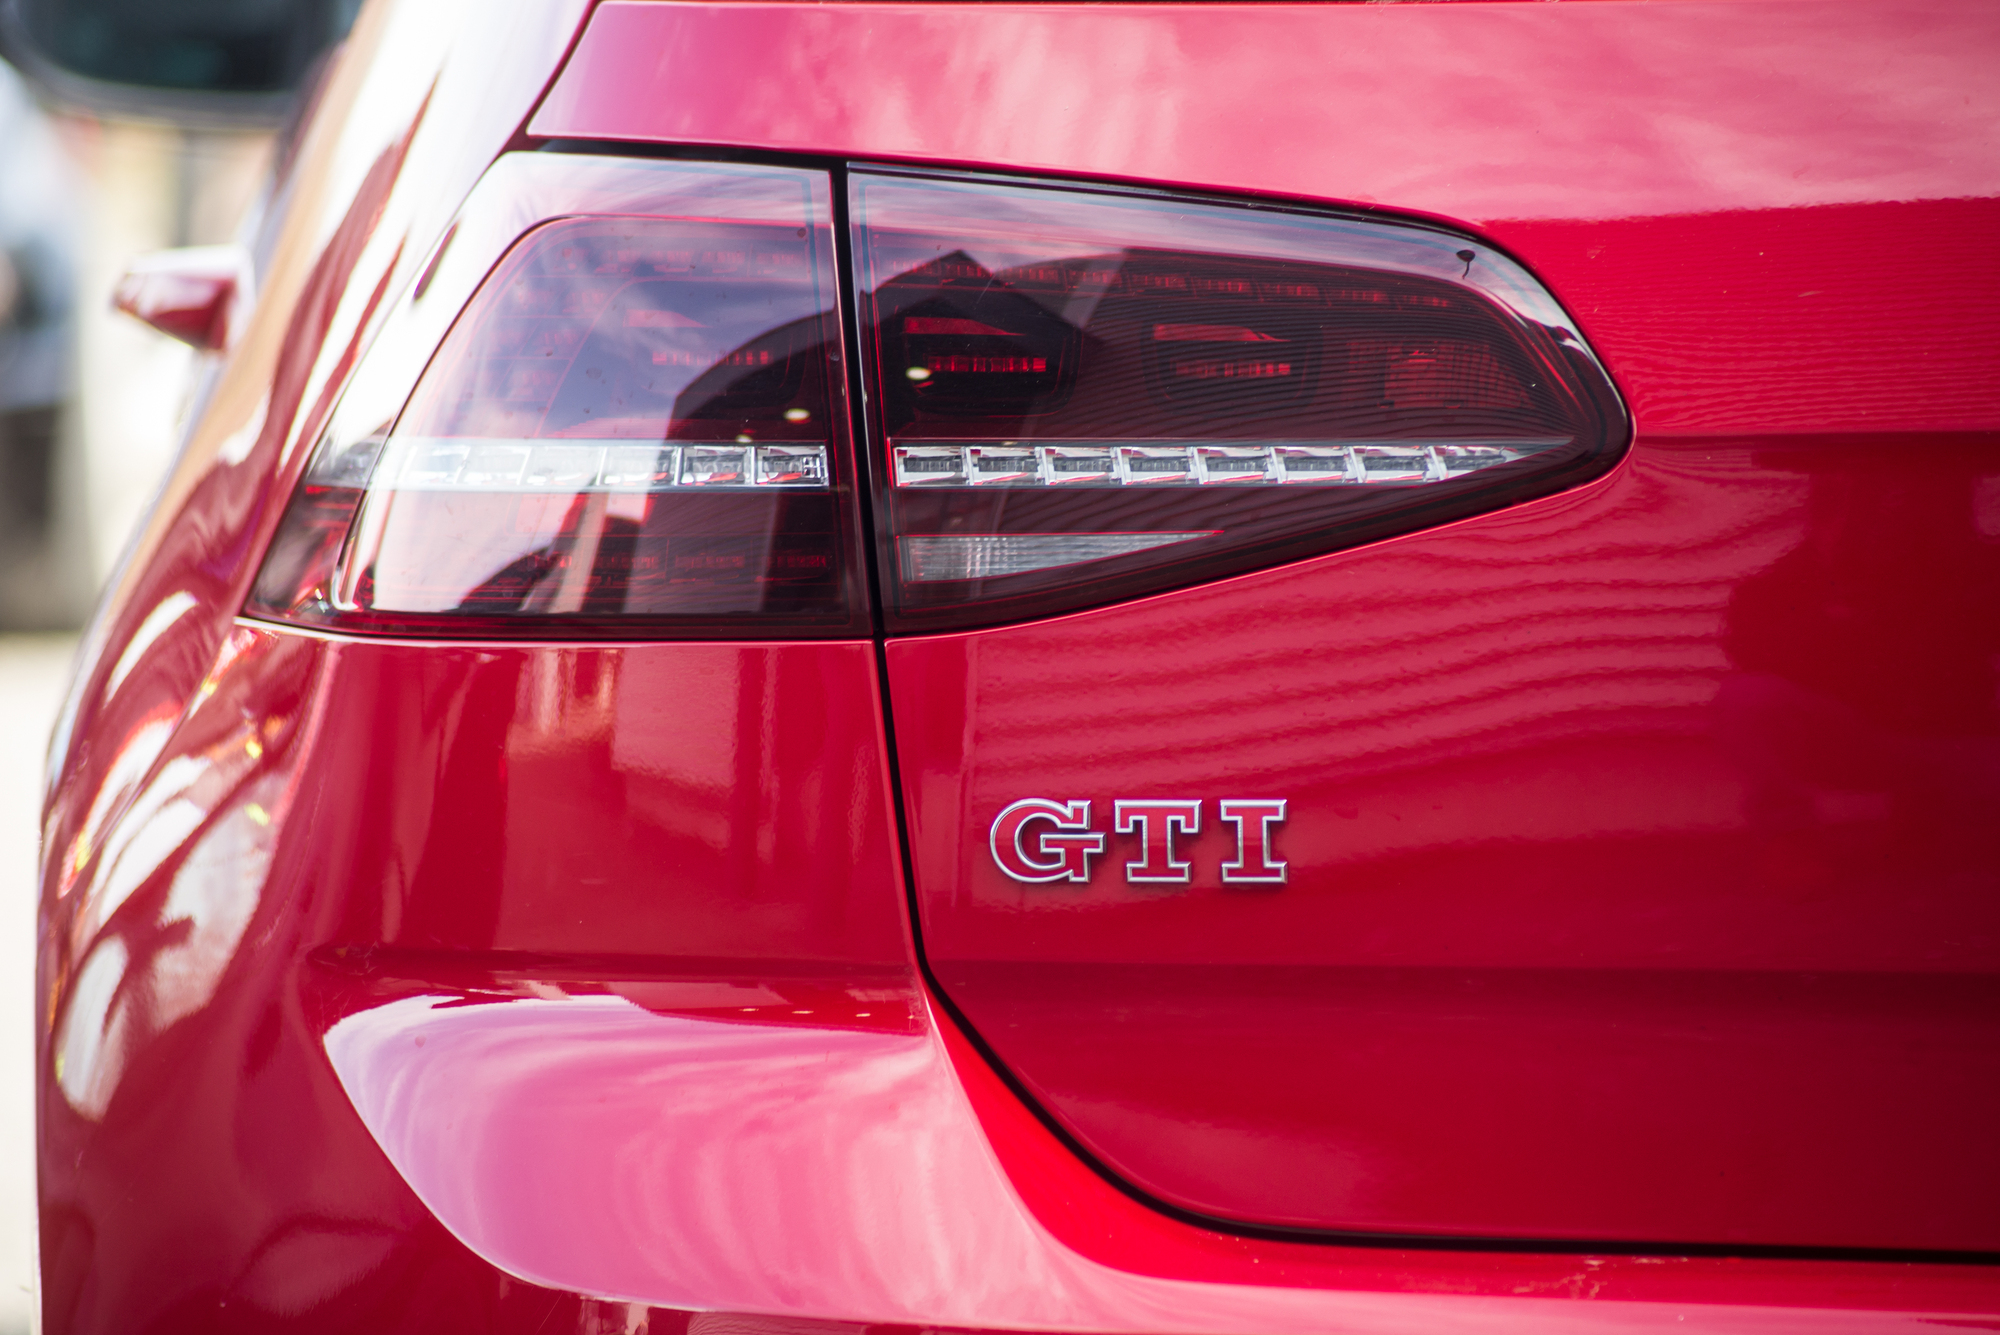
(852, 171), (1626, 632)
(246, 158), (1623, 640)
(247, 158), (868, 639)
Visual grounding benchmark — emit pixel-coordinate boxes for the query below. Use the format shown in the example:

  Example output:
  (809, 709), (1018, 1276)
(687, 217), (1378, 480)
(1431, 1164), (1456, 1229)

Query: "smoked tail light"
(852, 172), (1627, 632)
(245, 158), (1624, 641)
(247, 159), (869, 639)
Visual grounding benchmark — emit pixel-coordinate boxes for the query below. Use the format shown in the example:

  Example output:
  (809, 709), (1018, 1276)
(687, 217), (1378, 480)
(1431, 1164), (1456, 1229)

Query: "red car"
(33, 0), (2000, 1330)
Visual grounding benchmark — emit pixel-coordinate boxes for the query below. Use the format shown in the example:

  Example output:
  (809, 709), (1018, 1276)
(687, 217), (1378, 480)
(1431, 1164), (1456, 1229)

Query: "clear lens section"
(902, 531), (1217, 582)
(246, 434), (388, 618)
(248, 185), (864, 637)
(855, 174), (1626, 631)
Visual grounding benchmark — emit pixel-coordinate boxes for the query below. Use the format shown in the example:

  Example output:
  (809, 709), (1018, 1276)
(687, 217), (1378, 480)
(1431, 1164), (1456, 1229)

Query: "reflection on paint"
(84, 755), (210, 939)
(103, 590), (199, 699)
(54, 784), (282, 1120)
(59, 625), (266, 901)
(59, 710), (177, 898)
(53, 936), (132, 1119)
(187, 623), (260, 714)
(153, 789), (275, 1031)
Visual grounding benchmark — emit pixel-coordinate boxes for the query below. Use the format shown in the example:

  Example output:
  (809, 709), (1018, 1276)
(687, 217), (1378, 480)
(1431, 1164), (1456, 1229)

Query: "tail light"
(247, 158), (1622, 640)
(247, 158), (867, 639)
(852, 172), (1626, 632)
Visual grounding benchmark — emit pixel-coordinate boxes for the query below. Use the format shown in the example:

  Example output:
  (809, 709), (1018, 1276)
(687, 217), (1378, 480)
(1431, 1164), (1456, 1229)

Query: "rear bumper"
(39, 625), (2000, 1332)
(323, 958), (2000, 1333)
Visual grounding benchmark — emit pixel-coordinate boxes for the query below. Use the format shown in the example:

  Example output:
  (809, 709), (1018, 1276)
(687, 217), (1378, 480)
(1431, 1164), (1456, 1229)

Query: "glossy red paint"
(110, 247), (245, 351)
(36, 0), (586, 1325)
(282, 634), (908, 961)
(40, 619), (910, 1327)
(41, 0), (591, 957)
(528, 0), (2000, 1253)
(890, 435), (2000, 1248)
(322, 970), (2000, 1332)
(40, 0), (2000, 1328)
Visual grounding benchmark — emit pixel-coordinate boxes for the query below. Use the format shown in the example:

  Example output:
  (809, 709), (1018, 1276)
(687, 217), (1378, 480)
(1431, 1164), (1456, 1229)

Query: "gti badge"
(990, 798), (1287, 886)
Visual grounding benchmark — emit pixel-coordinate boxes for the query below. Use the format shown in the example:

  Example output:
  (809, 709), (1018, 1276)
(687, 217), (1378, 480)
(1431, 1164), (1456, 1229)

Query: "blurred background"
(0, 37), (284, 1332)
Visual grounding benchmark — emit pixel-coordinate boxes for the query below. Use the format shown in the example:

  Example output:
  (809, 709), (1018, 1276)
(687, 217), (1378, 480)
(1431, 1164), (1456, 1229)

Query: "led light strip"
(890, 438), (1570, 489)
(373, 437), (831, 492)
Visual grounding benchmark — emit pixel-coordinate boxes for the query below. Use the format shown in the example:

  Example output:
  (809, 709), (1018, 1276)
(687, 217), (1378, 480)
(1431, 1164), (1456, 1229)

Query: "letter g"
(990, 799), (1106, 884)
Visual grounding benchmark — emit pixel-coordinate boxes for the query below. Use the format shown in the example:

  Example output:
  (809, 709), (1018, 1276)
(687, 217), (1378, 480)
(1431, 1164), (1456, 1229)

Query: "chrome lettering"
(1219, 798), (1289, 885)
(1113, 799), (1203, 884)
(989, 798), (1105, 884)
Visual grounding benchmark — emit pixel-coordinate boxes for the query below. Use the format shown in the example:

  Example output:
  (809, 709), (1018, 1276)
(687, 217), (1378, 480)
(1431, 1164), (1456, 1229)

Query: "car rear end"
(36, 1), (2000, 1330)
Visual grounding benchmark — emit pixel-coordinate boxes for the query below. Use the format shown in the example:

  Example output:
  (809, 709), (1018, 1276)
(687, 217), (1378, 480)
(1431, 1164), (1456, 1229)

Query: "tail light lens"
(247, 159), (866, 639)
(852, 172), (1626, 632)
(247, 158), (1624, 641)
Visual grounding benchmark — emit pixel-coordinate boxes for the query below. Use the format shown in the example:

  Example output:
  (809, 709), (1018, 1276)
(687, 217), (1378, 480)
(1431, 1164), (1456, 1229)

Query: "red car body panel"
(278, 637), (909, 963)
(37, 0), (2000, 1329)
(39, 620), (2000, 1332)
(538, 0), (2000, 1249)
(535, 1), (2000, 436)
(893, 434), (2000, 1248)
(328, 969), (2000, 1333)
